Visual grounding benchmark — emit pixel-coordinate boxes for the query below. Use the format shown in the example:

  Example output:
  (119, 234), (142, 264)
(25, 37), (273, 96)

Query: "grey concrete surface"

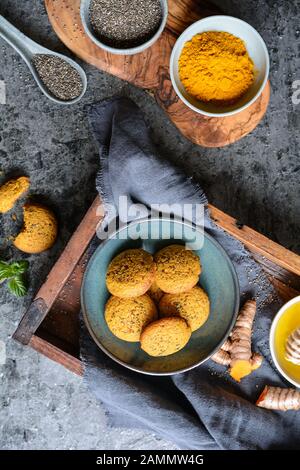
(0, 0), (299, 450)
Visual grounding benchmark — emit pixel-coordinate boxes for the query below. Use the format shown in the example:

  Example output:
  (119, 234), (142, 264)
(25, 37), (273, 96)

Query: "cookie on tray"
(13, 202), (57, 254)
(140, 317), (191, 357)
(106, 248), (155, 298)
(154, 244), (201, 294)
(0, 176), (30, 213)
(159, 286), (210, 332)
(105, 294), (157, 342)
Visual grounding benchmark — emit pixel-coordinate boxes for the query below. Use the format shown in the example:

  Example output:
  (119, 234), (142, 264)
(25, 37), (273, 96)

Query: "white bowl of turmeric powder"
(170, 16), (269, 117)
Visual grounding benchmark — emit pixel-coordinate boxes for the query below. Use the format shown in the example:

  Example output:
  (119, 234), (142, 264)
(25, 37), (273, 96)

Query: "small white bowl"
(170, 15), (270, 117)
(80, 0), (168, 56)
(270, 296), (300, 388)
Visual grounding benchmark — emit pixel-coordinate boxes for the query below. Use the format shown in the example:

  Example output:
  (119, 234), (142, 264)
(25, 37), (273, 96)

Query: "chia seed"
(89, 0), (162, 49)
(32, 54), (83, 101)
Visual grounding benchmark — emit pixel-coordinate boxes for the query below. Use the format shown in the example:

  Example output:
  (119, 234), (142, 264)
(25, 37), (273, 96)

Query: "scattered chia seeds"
(89, 0), (162, 49)
(32, 54), (83, 101)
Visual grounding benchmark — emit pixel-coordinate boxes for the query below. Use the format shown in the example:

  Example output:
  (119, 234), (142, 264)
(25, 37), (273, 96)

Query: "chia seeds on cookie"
(32, 54), (83, 101)
(89, 0), (162, 49)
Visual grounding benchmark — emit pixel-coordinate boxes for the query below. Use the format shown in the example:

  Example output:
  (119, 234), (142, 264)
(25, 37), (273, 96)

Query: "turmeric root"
(229, 300), (261, 381)
(211, 300), (263, 382)
(211, 348), (231, 366)
(256, 386), (300, 411)
(220, 338), (232, 352)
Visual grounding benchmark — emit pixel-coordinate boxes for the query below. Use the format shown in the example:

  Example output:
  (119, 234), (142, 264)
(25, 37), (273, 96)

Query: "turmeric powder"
(179, 31), (254, 105)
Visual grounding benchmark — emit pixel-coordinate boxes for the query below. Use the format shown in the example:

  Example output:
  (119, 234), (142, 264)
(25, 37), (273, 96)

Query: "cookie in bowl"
(106, 248), (155, 298)
(105, 294), (157, 342)
(154, 244), (201, 294)
(159, 286), (210, 332)
(140, 317), (191, 357)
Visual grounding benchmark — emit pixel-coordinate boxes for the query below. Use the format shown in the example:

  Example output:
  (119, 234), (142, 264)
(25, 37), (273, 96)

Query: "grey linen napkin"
(80, 97), (300, 450)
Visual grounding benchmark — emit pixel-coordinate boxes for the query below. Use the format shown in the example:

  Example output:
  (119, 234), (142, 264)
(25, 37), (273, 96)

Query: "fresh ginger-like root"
(256, 386), (300, 411)
(211, 300), (263, 382)
(230, 300), (256, 362)
(230, 360), (253, 382)
(230, 352), (263, 381)
(220, 338), (232, 352)
(211, 338), (232, 365)
(229, 300), (258, 382)
(211, 349), (231, 366)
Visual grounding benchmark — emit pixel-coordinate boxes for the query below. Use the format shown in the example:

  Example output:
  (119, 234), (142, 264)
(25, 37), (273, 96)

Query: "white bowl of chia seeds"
(80, 0), (168, 55)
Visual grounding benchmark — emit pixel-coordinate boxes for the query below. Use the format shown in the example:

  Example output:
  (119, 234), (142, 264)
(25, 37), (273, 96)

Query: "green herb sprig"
(0, 260), (29, 297)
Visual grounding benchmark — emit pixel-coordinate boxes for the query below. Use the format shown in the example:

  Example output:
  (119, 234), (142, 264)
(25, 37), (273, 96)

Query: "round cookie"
(106, 248), (155, 298)
(0, 176), (30, 213)
(154, 244), (201, 294)
(13, 203), (57, 254)
(159, 286), (210, 332)
(105, 294), (157, 342)
(140, 317), (191, 357)
(148, 280), (164, 305)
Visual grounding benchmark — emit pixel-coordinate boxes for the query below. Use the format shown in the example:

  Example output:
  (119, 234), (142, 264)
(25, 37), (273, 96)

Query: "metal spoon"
(0, 14), (87, 105)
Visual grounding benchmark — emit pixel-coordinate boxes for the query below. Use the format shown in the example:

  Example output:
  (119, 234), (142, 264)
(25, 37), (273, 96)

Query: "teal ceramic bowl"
(81, 219), (240, 375)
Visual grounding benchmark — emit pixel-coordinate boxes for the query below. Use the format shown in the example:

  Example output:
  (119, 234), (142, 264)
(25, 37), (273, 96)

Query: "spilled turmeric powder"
(179, 31), (254, 105)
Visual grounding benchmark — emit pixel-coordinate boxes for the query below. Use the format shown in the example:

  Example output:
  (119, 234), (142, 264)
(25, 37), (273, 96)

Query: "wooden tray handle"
(13, 298), (48, 345)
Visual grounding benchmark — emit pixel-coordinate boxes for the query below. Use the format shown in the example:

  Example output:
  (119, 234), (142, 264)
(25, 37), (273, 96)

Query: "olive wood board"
(44, 0), (271, 148)
(13, 196), (300, 376)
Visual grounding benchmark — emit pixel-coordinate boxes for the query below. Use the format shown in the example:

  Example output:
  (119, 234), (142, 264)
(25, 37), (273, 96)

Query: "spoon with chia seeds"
(0, 14), (87, 105)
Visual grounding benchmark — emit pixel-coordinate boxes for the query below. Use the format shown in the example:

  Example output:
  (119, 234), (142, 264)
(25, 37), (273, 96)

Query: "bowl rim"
(81, 217), (240, 376)
(80, 0), (168, 56)
(269, 295), (300, 388)
(170, 15), (270, 117)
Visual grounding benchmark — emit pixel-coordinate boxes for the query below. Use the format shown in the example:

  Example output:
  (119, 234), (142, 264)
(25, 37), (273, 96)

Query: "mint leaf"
(7, 275), (27, 297)
(0, 259), (29, 279)
(9, 260), (29, 275)
(0, 259), (30, 297)
(0, 261), (13, 280)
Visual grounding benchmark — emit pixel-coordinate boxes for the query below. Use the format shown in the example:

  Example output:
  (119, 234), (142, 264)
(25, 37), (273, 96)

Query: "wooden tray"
(13, 196), (300, 376)
(45, 0), (271, 148)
